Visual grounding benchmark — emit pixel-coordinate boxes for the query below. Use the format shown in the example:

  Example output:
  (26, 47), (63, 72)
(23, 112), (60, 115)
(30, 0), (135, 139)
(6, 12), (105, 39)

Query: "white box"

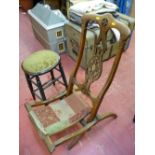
(28, 3), (68, 53)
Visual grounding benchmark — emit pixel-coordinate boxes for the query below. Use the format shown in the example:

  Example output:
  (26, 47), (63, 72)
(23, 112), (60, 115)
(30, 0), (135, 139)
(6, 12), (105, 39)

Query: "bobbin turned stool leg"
(24, 73), (36, 100)
(50, 70), (55, 86)
(59, 61), (68, 88)
(35, 75), (46, 101)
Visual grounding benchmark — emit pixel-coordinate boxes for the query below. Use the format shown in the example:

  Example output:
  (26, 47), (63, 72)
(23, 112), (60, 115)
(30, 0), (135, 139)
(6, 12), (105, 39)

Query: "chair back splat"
(67, 13), (130, 122)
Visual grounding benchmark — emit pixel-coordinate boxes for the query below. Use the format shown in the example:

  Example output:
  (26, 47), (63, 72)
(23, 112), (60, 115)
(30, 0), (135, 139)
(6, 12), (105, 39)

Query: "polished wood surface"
(20, 0), (34, 11)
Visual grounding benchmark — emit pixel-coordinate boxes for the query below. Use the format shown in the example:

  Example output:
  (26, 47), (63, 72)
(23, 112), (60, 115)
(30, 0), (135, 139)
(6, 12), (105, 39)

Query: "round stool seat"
(22, 50), (60, 74)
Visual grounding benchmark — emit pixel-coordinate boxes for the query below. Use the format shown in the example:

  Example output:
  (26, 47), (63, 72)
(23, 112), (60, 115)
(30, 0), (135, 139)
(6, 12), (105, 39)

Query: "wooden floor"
(19, 10), (135, 155)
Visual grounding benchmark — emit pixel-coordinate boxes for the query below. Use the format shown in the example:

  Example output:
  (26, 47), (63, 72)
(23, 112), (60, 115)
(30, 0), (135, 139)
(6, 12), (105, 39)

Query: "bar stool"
(22, 49), (67, 101)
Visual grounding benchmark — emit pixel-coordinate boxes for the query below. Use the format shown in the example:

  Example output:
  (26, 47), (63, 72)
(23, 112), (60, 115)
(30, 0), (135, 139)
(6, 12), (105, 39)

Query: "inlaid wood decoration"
(25, 13), (131, 153)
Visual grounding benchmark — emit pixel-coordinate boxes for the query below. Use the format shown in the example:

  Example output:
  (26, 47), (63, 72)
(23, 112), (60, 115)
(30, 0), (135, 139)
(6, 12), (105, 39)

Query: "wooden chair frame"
(25, 13), (130, 152)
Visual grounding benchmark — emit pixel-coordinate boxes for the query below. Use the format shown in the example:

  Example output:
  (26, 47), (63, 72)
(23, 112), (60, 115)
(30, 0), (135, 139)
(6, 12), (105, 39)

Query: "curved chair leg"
(38, 112), (117, 152)
(44, 136), (55, 153)
(68, 112), (117, 150)
(96, 112), (117, 122)
(68, 133), (85, 150)
(54, 120), (97, 147)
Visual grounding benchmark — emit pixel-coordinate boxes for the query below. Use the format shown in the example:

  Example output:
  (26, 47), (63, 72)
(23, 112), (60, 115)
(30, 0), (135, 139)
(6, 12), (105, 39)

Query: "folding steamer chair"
(25, 13), (130, 152)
